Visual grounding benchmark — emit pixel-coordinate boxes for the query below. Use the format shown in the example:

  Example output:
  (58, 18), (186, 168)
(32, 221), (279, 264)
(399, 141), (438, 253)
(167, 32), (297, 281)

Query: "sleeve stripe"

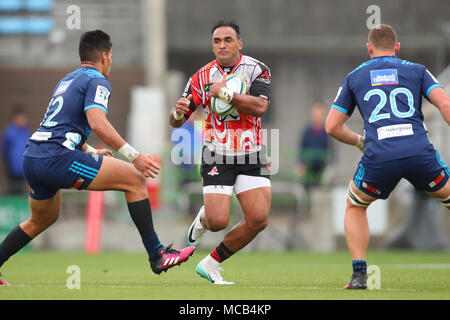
(331, 104), (349, 114)
(84, 104), (108, 114)
(425, 84), (443, 97)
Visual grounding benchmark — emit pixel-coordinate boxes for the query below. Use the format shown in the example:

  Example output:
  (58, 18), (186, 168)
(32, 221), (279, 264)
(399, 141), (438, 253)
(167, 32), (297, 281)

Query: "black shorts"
(200, 146), (271, 195)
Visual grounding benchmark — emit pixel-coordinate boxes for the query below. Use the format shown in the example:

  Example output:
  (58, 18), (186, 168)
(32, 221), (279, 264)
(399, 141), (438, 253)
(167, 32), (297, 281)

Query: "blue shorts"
(353, 151), (449, 200)
(23, 149), (103, 200)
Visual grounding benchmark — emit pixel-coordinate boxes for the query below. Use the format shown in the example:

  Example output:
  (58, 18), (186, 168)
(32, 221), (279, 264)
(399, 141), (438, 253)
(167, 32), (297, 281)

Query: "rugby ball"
(211, 74), (246, 116)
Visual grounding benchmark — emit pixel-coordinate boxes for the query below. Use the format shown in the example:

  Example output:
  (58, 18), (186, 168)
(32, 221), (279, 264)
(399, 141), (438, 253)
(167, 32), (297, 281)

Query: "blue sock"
(352, 259), (367, 273)
(143, 232), (163, 262)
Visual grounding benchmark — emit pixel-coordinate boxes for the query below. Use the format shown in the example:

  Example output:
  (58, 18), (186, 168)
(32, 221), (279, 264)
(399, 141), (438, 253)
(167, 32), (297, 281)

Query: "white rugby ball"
(211, 74), (246, 116)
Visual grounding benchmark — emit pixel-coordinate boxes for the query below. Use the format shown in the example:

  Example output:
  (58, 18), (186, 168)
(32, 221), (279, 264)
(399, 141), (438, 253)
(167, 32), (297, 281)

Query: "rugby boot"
(0, 273), (11, 286)
(195, 255), (234, 285)
(150, 244), (195, 274)
(187, 205), (207, 247)
(344, 270), (367, 289)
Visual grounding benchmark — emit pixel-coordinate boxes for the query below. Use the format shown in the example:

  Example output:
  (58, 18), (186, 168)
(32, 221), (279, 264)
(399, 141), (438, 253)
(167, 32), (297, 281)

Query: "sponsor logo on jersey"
(204, 83), (212, 92)
(377, 123), (413, 140)
(94, 85), (110, 108)
(54, 79), (74, 95)
(370, 69), (398, 86)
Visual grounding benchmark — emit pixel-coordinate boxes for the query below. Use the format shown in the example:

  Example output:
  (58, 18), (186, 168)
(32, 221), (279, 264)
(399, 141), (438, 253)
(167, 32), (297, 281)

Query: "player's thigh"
(87, 155), (146, 193)
(21, 190), (62, 237)
(235, 175), (271, 226)
(203, 192), (232, 229)
(28, 190), (62, 221)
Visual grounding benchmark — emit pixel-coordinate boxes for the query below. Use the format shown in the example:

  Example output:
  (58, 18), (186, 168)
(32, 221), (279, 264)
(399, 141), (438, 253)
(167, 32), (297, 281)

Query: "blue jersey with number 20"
(24, 67), (111, 158)
(332, 56), (442, 162)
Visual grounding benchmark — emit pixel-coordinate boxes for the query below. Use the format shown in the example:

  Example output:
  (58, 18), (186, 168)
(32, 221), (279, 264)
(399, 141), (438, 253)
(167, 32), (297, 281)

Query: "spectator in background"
(296, 102), (331, 190)
(1, 106), (30, 195)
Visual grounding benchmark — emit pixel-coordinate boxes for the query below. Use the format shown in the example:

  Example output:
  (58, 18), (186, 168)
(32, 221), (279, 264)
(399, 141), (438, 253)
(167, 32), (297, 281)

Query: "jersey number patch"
(365, 87), (415, 123)
(42, 96), (64, 127)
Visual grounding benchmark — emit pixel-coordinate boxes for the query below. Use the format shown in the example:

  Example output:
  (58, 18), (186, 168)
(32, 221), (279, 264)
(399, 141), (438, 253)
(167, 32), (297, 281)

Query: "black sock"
(352, 259), (367, 273)
(210, 242), (235, 263)
(127, 199), (163, 261)
(0, 225), (32, 269)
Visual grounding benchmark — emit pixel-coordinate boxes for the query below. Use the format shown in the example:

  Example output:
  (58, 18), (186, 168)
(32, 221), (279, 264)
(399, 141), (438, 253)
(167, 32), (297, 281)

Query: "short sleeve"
(331, 76), (356, 116)
(421, 67), (443, 98)
(84, 78), (112, 115)
(249, 65), (272, 101)
(182, 74), (202, 119)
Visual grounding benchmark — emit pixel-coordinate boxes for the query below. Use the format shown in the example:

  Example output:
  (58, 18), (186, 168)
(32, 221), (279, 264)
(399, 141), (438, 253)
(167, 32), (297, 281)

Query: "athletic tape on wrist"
(173, 109), (184, 120)
(84, 144), (98, 154)
(218, 87), (233, 103)
(118, 143), (140, 162)
(355, 136), (366, 152)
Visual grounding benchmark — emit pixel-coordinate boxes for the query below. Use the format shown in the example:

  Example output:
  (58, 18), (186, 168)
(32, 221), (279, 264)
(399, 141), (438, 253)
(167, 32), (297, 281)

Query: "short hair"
(368, 24), (397, 51)
(211, 19), (240, 38)
(79, 30), (112, 63)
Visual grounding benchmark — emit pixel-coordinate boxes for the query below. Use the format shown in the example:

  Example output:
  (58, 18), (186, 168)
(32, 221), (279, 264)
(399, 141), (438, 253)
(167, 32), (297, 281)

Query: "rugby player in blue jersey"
(325, 24), (450, 289)
(0, 30), (194, 286)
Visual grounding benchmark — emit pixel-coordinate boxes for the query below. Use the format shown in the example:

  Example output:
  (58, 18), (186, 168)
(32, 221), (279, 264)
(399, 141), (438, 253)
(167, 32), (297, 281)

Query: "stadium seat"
(24, 0), (54, 12)
(26, 17), (53, 34)
(0, 17), (25, 34)
(0, 0), (22, 12)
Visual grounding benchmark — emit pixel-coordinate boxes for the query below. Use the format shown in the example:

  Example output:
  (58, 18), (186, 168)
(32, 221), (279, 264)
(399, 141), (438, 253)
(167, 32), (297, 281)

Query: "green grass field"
(0, 250), (449, 300)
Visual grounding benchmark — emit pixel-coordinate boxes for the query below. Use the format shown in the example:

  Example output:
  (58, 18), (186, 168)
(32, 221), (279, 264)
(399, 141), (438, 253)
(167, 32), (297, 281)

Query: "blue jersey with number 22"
(332, 56), (442, 162)
(24, 67), (111, 158)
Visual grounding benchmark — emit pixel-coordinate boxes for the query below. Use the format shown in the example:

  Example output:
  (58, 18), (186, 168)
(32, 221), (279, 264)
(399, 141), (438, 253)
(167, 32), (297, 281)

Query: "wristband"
(84, 144), (98, 154)
(118, 143), (140, 161)
(354, 135), (367, 152)
(172, 109), (184, 120)
(218, 86), (233, 103)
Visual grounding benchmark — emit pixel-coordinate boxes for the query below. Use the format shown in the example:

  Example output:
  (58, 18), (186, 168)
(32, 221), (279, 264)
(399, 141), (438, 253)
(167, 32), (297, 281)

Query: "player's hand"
(210, 73), (227, 97)
(355, 135), (367, 153)
(174, 94), (192, 117)
(96, 149), (114, 157)
(132, 153), (160, 178)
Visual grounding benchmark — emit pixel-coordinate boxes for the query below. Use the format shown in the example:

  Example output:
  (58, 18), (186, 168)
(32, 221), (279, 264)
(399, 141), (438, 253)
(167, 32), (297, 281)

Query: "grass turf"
(0, 250), (449, 300)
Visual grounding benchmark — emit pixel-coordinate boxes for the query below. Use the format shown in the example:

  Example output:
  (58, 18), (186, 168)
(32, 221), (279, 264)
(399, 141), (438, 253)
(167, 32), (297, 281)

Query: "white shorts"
(203, 175), (271, 196)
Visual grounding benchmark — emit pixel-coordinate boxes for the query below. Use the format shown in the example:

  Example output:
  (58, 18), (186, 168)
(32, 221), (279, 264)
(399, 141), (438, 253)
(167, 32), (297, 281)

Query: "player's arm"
(325, 108), (365, 152)
(428, 86), (450, 126)
(85, 108), (159, 178)
(169, 94), (192, 128)
(325, 108), (360, 145)
(210, 73), (269, 117)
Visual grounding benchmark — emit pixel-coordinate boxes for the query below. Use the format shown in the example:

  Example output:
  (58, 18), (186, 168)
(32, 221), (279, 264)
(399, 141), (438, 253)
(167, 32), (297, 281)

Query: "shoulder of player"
(82, 73), (111, 92)
(239, 55), (270, 72)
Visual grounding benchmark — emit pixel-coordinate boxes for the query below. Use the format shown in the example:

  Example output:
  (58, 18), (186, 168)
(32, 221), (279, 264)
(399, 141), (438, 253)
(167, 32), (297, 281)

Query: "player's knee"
(204, 213), (228, 232)
(28, 211), (59, 231)
(247, 211), (269, 233)
(126, 171), (148, 197)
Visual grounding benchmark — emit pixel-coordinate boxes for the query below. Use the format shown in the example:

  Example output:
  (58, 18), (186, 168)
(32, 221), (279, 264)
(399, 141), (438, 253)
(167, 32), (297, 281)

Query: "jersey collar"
(215, 54), (243, 75)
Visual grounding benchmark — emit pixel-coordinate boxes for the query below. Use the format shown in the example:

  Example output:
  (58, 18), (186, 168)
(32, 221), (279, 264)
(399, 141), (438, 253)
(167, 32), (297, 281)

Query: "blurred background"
(0, 0), (449, 254)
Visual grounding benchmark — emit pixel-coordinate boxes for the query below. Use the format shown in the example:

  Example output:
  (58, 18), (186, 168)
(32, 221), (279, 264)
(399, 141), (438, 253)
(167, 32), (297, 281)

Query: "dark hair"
(211, 19), (240, 38)
(79, 30), (112, 63)
(368, 24), (397, 50)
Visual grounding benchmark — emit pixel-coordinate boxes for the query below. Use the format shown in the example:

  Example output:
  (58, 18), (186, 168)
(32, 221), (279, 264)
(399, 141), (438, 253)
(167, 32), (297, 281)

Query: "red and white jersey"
(183, 54), (271, 156)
